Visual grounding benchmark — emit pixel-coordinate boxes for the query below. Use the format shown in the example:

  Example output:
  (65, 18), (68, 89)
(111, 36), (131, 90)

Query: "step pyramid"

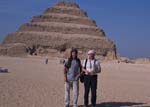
(1, 2), (117, 59)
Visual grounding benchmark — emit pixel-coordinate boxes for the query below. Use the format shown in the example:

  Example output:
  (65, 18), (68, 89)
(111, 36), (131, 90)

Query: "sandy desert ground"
(0, 56), (150, 107)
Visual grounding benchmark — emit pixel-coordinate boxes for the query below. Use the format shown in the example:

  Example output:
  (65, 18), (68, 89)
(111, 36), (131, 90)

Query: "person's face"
(88, 54), (95, 59)
(72, 51), (77, 59)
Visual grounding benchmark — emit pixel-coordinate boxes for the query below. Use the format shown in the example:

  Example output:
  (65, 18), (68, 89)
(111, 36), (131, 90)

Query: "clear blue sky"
(0, 0), (150, 58)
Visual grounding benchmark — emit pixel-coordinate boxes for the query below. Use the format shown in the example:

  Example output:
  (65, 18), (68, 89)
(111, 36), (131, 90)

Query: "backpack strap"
(65, 58), (72, 69)
(77, 58), (81, 67)
(94, 59), (97, 65)
(76, 58), (82, 73)
(84, 59), (88, 69)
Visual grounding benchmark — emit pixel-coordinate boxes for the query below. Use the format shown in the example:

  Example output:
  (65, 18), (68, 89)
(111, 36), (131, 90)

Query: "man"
(64, 48), (82, 107)
(82, 50), (101, 107)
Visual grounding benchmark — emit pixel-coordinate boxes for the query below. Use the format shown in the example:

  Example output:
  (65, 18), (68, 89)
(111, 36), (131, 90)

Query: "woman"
(64, 48), (82, 107)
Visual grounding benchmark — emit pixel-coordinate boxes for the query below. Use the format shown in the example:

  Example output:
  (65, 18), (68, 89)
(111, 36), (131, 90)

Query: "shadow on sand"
(78, 102), (146, 107)
(96, 102), (146, 107)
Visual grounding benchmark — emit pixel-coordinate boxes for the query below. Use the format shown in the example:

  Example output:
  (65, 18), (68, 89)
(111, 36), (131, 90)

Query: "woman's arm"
(64, 67), (67, 82)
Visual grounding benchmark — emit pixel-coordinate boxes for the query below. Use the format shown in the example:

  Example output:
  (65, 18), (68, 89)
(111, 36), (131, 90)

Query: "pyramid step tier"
(18, 22), (105, 36)
(44, 6), (87, 17)
(31, 13), (96, 26)
(54, 2), (80, 8)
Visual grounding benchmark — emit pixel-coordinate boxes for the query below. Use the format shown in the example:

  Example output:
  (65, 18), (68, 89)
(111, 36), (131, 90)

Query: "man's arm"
(96, 61), (101, 73)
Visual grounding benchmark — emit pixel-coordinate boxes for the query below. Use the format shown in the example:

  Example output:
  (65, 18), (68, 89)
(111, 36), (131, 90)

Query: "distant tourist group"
(64, 48), (101, 107)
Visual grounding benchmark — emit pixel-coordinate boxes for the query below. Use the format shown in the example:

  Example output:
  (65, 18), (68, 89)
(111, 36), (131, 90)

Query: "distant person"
(82, 50), (101, 107)
(0, 67), (8, 73)
(64, 48), (82, 107)
(45, 58), (48, 64)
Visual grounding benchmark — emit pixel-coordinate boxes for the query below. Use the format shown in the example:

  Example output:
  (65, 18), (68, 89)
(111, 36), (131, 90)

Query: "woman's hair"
(65, 48), (79, 69)
(70, 48), (78, 59)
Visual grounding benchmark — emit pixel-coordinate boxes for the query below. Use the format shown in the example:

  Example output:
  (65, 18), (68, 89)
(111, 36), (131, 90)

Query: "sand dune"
(0, 56), (150, 107)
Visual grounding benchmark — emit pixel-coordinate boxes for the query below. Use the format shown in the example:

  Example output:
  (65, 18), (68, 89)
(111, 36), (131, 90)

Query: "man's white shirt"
(82, 59), (101, 75)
